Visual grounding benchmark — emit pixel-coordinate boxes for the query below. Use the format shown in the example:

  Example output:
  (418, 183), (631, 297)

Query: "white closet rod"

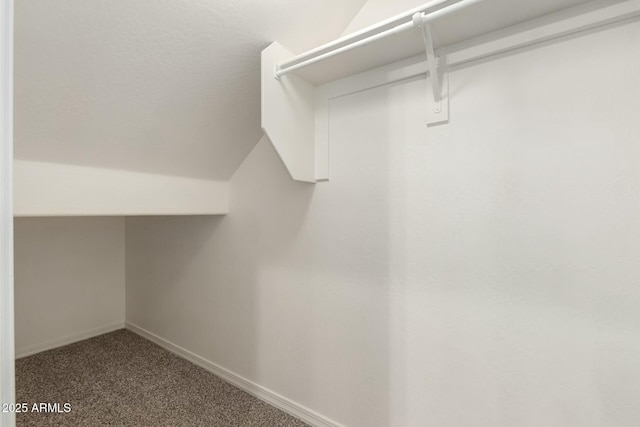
(274, 0), (484, 78)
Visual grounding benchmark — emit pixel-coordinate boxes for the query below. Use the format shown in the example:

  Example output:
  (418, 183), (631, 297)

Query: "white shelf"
(261, 0), (640, 182)
(281, 0), (633, 85)
(14, 160), (228, 217)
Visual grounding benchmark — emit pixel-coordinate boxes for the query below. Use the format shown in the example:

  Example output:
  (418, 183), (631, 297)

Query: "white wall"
(125, 20), (640, 427)
(14, 217), (125, 357)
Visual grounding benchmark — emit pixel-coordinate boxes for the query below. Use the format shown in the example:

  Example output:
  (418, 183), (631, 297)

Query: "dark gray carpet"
(16, 329), (308, 426)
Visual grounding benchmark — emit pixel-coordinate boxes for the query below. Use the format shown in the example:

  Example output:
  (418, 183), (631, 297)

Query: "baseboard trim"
(16, 321), (125, 359)
(125, 321), (342, 427)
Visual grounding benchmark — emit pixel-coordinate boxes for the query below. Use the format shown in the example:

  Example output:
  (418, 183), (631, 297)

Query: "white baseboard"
(125, 321), (342, 427)
(16, 321), (125, 359)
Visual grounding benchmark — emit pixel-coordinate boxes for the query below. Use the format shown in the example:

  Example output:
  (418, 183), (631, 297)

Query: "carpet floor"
(16, 329), (308, 426)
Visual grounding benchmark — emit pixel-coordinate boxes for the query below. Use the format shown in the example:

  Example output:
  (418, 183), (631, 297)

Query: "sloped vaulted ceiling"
(14, 0), (367, 180)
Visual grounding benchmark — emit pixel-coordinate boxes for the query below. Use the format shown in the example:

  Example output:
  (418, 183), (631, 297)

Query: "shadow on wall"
(124, 136), (321, 412)
(220, 77), (399, 424)
(125, 77), (397, 425)
(126, 22), (640, 425)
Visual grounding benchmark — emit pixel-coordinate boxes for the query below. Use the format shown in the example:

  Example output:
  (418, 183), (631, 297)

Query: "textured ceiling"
(15, 0), (367, 180)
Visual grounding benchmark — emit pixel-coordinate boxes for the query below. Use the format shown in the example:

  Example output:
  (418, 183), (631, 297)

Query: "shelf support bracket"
(413, 13), (449, 125)
(274, 64), (282, 81)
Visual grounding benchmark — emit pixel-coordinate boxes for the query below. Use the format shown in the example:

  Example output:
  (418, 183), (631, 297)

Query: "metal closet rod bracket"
(412, 12), (449, 125)
(413, 13), (441, 103)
